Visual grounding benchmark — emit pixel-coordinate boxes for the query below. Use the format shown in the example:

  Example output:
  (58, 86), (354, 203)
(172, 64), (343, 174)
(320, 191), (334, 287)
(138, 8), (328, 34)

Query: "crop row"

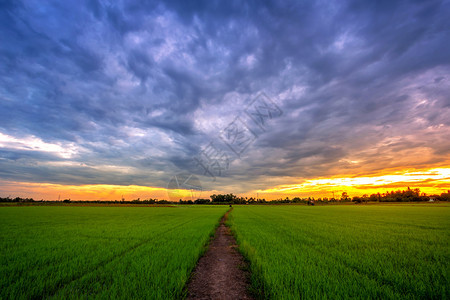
(0, 206), (228, 299)
(228, 205), (449, 299)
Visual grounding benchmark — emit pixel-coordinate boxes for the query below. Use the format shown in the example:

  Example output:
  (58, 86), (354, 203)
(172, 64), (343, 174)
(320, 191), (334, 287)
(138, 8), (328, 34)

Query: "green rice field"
(0, 206), (227, 299)
(1, 204), (448, 299)
(228, 205), (449, 299)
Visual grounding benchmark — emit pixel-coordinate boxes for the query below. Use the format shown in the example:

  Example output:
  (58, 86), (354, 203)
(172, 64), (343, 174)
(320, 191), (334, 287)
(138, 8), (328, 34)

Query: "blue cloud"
(0, 0), (449, 193)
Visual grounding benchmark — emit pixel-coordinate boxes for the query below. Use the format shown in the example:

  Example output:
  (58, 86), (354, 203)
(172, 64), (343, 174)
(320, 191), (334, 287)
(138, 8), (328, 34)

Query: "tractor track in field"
(187, 209), (253, 300)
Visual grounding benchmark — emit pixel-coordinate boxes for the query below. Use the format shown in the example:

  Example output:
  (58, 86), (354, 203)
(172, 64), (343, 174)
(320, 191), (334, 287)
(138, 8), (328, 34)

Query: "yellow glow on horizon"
(257, 167), (450, 198)
(0, 181), (169, 201)
(0, 167), (449, 201)
(0, 181), (216, 201)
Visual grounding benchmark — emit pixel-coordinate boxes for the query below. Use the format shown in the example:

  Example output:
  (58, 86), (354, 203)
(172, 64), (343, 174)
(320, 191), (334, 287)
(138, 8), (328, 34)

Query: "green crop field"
(1, 204), (449, 299)
(228, 205), (450, 299)
(0, 205), (228, 299)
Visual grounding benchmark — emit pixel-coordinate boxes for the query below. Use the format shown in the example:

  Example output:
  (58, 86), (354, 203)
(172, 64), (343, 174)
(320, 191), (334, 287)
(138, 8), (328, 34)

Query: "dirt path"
(187, 209), (253, 300)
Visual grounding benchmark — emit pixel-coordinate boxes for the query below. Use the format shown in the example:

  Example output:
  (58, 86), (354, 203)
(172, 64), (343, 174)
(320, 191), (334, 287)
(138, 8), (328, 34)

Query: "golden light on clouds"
(0, 167), (449, 201)
(256, 167), (450, 199)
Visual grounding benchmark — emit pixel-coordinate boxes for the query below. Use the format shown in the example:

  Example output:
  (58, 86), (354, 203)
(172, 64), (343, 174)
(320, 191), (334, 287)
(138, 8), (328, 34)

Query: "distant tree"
(142, 198), (156, 204)
(440, 191), (450, 201)
(210, 193), (240, 204)
(257, 198), (267, 203)
(0, 197), (34, 203)
(341, 192), (350, 201)
(369, 194), (379, 202)
(367, 188), (431, 202)
(194, 198), (210, 204)
(352, 196), (362, 204)
(361, 194), (369, 203)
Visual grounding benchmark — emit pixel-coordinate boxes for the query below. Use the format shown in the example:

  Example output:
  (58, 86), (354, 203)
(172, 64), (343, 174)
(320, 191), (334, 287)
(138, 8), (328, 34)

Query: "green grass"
(2, 204), (448, 299)
(228, 205), (449, 299)
(0, 205), (228, 299)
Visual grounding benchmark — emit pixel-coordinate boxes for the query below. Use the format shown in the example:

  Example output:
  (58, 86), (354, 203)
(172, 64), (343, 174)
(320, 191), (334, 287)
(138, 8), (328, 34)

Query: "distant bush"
(0, 197), (34, 203)
(194, 198), (210, 204)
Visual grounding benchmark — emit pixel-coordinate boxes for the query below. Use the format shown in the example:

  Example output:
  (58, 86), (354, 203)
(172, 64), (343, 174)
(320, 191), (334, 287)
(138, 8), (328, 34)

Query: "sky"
(0, 0), (449, 201)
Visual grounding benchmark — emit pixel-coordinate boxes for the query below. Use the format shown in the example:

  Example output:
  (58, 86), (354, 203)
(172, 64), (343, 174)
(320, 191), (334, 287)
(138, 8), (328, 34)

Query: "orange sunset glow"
(256, 166), (450, 199)
(1, 165), (448, 201)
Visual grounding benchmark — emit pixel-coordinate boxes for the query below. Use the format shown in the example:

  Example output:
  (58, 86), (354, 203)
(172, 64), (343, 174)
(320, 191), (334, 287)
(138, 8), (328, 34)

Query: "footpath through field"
(187, 209), (253, 299)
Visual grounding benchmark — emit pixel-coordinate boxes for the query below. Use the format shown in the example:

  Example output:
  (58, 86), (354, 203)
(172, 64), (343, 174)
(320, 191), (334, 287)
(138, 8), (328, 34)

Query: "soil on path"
(187, 209), (253, 300)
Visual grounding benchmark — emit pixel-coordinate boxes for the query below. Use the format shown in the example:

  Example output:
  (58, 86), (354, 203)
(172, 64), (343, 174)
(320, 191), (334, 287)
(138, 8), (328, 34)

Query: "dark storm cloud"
(0, 0), (449, 192)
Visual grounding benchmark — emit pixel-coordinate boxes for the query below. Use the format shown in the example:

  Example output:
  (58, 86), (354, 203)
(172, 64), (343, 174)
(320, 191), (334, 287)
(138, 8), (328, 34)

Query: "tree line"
(1, 188), (448, 204)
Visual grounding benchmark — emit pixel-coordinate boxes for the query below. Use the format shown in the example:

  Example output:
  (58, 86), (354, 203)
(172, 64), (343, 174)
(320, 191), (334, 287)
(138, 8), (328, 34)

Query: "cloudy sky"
(0, 0), (449, 200)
